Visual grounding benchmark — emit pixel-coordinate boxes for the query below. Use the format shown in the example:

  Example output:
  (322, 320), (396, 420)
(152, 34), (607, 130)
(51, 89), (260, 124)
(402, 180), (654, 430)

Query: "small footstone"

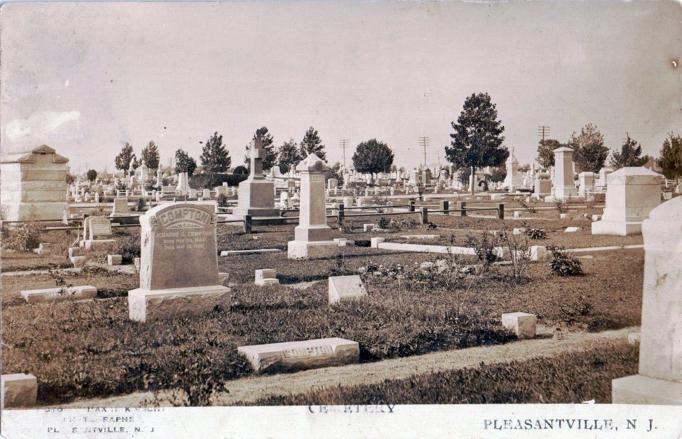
(628, 331), (641, 345)
(107, 254), (123, 266)
(237, 337), (359, 373)
(370, 237), (385, 248)
(2, 374), (37, 408)
(501, 312), (537, 339)
(564, 226), (580, 233)
(328, 275), (367, 305)
(255, 269), (279, 286)
(363, 224), (375, 232)
(70, 256), (87, 267)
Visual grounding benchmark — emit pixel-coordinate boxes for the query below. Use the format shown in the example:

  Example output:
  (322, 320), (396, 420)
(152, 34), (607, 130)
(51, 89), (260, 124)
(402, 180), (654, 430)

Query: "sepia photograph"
(0, 0), (681, 437)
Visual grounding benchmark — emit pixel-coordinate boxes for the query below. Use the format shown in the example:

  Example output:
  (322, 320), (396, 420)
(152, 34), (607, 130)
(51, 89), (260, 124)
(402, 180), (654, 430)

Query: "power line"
(537, 126), (551, 142)
(339, 138), (349, 169)
(418, 136), (430, 168)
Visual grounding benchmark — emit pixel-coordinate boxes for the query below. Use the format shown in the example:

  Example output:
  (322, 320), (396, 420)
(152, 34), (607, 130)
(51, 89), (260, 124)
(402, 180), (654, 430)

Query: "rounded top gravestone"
(139, 202), (220, 291)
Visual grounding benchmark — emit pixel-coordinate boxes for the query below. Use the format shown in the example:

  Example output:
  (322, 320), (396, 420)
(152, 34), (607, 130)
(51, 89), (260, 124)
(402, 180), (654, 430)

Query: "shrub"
(115, 234), (141, 263)
(377, 216), (390, 230)
(497, 228), (530, 282)
(526, 228), (546, 240)
(465, 232), (499, 270)
(136, 198), (146, 212)
(548, 246), (584, 276)
(518, 198), (536, 214)
(3, 223), (43, 251)
(555, 201), (568, 214)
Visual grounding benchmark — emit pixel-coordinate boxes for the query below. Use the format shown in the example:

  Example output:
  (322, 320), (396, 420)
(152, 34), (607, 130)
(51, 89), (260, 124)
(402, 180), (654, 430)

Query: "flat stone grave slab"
(2, 374), (37, 408)
(400, 234), (440, 240)
(328, 275), (367, 304)
(238, 337), (359, 373)
(220, 248), (282, 256)
(20, 285), (97, 303)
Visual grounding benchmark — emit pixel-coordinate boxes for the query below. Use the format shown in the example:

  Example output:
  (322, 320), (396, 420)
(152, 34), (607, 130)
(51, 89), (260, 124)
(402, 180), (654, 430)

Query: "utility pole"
(418, 136), (429, 169)
(537, 126), (551, 142)
(339, 138), (349, 169)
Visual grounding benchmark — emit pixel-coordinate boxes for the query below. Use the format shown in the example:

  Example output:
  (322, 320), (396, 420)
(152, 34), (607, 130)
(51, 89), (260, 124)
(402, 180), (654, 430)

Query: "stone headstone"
(127, 202), (229, 322)
(328, 275), (367, 305)
(234, 138), (278, 217)
(111, 197), (130, 216)
(612, 197), (682, 404)
(87, 216), (112, 240)
(501, 312), (537, 339)
(288, 154), (337, 259)
(255, 269), (279, 286)
(551, 147), (577, 201)
(592, 167), (663, 236)
(238, 337), (359, 373)
(578, 171), (596, 198)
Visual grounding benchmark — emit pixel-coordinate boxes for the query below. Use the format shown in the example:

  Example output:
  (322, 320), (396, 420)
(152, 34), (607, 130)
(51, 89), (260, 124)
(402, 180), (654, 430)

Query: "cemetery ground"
(2, 200), (644, 406)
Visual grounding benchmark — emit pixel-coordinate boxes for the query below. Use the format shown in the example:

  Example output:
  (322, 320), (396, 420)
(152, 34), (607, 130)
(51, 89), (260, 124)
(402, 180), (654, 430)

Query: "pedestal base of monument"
(1, 202), (66, 222)
(128, 285), (230, 322)
(287, 240), (338, 259)
(231, 208), (281, 218)
(591, 220), (642, 236)
(82, 239), (117, 252)
(612, 375), (682, 404)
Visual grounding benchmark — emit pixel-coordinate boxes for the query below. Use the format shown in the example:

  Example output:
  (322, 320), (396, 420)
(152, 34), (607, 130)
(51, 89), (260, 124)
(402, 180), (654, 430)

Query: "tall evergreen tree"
(200, 132), (231, 172)
(114, 142), (135, 176)
(277, 138), (302, 173)
(657, 133), (682, 179)
(568, 123), (609, 173)
(175, 149), (197, 176)
(140, 141), (160, 169)
(609, 134), (649, 169)
(445, 92), (508, 195)
(244, 127), (277, 171)
(300, 126), (327, 162)
(537, 139), (561, 169)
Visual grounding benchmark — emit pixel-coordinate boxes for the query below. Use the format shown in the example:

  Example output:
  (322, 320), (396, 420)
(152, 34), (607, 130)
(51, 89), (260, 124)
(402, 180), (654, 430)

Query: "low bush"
(377, 216), (390, 230)
(3, 223), (43, 251)
(115, 234), (141, 263)
(250, 341), (638, 405)
(465, 232), (499, 270)
(548, 246), (584, 276)
(525, 228), (546, 240)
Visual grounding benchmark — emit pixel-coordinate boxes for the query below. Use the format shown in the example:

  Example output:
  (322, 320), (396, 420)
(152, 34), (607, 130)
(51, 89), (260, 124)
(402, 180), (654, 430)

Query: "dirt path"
(55, 325), (636, 408)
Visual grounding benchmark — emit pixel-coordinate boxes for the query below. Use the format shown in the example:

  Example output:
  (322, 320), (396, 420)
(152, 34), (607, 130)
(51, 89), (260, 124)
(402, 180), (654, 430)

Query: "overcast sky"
(1, 1), (681, 173)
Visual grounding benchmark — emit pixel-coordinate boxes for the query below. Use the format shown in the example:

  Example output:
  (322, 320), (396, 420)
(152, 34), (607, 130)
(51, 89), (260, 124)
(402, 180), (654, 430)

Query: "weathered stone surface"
(20, 285), (97, 303)
(501, 312), (537, 339)
(84, 239), (116, 252)
(111, 198), (130, 216)
(0, 145), (68, 221)
(2, 374), (37, 408)
(255, 269), (279, 286)
(107, 254), (123, 266)
(333, 238), (355, 247)
(363, 224), (374, 232)
(592, 167), (663, 236)
(220, 248), (282, 256)
(70, 256), (88, 267)
(612, 197), (682, 404)
(288, 154), (337, 259)
(234, 138), (277, 217)
(128, 285), (230, 322)
(564, 227), (580, 233)
(328, 275), (367, 305)
(552, 147), (577, 201)
(370, 237), (386, 248)
(237, 337), (359, 373)
(84, 216), (112, 239)
(128, 202), (229, 321)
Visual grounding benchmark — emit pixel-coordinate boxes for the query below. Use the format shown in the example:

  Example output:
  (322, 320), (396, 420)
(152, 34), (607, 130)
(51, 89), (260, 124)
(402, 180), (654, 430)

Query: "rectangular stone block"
(363, 224), (375, 232)
(612, 375), (682, 405)
(2, 374), (37, 408)
(84, 239), (117, 252)
(238, 337), (359, 373)
(287, 240), (338, 259)
(21, 285), (97, 303)
(328, 275), (367, 304)
(70, 256), (88, 267)
(107, 254), (123, 266)
(501, 312), (537, 339)
(370, 237), (385, 248)
(564, 227), (580, 233)
(255, 269), (279, 286)
(128, 285), (230, 322)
